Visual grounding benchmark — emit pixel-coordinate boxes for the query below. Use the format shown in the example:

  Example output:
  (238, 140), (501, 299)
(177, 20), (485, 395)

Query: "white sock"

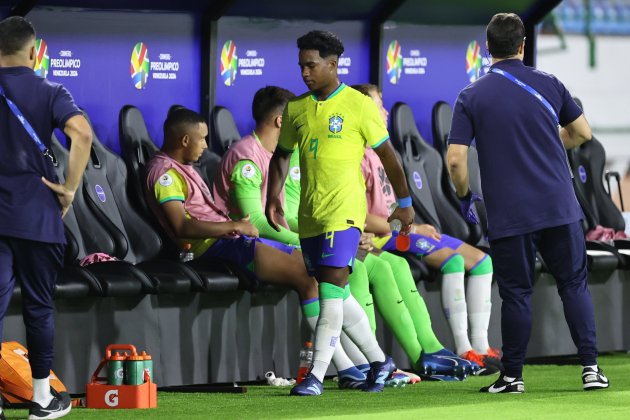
(341, 295), (385, 363)
(306, 314), (356, 371)
(467, 272), (493, 354)
(32, 377), (53, 407)
(310, 298), (344, 382)
(584, 364), (598, 371)
(339, 332), (369, 367)
(441, 272), (472, 355)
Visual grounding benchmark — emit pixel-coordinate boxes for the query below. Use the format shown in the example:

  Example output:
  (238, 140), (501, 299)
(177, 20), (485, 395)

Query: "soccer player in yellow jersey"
(265, 30), (414, 396)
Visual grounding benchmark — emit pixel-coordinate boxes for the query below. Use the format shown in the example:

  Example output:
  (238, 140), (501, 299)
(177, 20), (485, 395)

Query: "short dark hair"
(252, 86), (295, 125)
(297, 30), (344, 59)
(163, 108), (206, 143)
(486, 13), (525, 58)
(167, 104), (187, 117)
(0, 16), (36, 56)
(351, 83), (379, 97)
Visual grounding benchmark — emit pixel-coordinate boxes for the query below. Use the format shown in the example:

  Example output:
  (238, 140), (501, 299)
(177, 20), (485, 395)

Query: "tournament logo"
(289, 166), (301, 181)
(34, 39), (49, 78)
(130, 42), (150, 90)
(220, 40), (238, 87)
(386, 40), (403, 85)
(329, 114), (343, 134)
(466, 40), (483, 83)
(412, 171), (423, 189)
(578, 165), (587, 183)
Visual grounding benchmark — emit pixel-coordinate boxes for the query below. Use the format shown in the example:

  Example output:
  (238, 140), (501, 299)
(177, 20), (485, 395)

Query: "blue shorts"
(200, 235), (295, 277)
(381, 231), (463, 257)
(299, 227), (361, 276)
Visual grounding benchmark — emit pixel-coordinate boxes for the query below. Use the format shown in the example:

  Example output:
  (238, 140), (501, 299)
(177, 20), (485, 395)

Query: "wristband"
(397, 196), (413, 208)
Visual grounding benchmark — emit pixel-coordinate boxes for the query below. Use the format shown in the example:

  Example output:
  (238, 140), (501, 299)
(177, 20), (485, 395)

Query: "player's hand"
(359, 233), (375, 252)
(234, 215), (259, 238)
(41, 177), (75, 218)
(414, 224), (441, 241)
(388, 206), (414, 234)
(265, 197), (285, 232)
(458, 190), (483, 225)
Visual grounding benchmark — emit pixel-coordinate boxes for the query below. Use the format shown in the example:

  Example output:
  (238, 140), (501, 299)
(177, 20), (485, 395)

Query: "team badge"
(416, 238), (435, 253)
(289, 166), (301, 181)
(159, 173), (173, 187)
(329, 114), (343, 134)
(241, 163), (256, 179)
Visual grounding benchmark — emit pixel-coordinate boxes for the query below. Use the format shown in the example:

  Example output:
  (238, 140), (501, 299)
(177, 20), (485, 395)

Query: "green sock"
(378, 251), (444, 355)
(363, 253), (421, 364)
(348, 260), (376, 332)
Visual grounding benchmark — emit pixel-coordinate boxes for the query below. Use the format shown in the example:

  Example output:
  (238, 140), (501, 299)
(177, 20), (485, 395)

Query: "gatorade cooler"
(86, 344), (157, 409)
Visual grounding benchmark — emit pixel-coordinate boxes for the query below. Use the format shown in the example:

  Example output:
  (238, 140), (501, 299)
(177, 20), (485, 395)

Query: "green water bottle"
(141, 351), (153, 382)
(107, 352), (125, 385)
(125, 354), (145, 385)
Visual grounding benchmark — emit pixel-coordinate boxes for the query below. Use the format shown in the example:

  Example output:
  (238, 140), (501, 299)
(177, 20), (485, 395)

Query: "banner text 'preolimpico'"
(215, 17), (370, 136)
(28, 8), (200, 153)
(381, 23), (489, 144)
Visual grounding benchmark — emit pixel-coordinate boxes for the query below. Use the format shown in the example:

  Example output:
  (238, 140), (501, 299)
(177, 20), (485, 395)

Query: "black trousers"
(0, 236), (63, 379)
(490, 222), (598, 377)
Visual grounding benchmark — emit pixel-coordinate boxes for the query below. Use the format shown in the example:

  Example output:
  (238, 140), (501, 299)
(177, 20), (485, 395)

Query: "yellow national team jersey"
(277, 83), (390, 238)
(153, 168), (216, 258)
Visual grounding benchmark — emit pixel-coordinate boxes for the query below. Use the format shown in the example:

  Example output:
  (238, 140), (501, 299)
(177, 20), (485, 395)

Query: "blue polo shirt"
(0, 66), (82, 244)
(448, 59), (583, 241)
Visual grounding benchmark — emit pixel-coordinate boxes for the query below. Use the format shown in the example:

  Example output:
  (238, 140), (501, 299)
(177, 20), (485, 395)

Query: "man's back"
(449, 59), (583, 240)
(0, 67), (80, 243)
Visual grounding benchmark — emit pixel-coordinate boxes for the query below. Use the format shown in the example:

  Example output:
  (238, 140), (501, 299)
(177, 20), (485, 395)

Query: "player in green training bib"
(265, 30), (414, 396)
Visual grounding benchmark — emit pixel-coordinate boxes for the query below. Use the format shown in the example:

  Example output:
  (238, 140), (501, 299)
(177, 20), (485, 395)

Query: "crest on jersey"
(328, 114), (343, 134)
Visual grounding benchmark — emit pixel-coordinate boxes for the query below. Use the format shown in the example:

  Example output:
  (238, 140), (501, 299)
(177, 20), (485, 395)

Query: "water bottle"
(125, 354), (146, 385)
(107, 352), (125, 385)
(389, 203), (410, 252)
(179, 243), (194, 262)
(141, 351), (153, 382)
(296, 341), (313, 384)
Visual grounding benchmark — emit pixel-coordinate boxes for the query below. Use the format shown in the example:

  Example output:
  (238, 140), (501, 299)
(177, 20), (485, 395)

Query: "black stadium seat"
(566, 99), (629, 269)
(117, 106), (242, 292)
(210, 106), (241, 156)
(51, 135), (148, 297)
(390, 102), (483, 246)
(432, 101), (489, 236)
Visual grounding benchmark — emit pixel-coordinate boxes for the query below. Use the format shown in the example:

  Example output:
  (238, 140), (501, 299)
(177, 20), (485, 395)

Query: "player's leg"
(12, 238), (72, 416)
(376, 251), (443, 354)
(455, 242), (496, 355)
(347, 260), (376, 332)
(538, 222), (607, 390)
(362, 252), (421, 365)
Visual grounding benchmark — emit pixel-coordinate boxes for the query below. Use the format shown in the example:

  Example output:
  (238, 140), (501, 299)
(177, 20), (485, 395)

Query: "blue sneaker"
(363, 356), (396, 393)
(418, 348), (476, 379)
(338, 366), (369, 390)
(290, 373), (323, 396)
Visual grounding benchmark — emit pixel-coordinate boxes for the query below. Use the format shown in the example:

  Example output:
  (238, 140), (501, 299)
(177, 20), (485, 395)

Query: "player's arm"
(365, 213), (391, 236)
(560, 114), (592, 149)
(155, 170), (258, 238)
(266, 105), (296, 232)
(372, 142), (414, 227)
(447, 144), (470, 198)
(42, 102), (92, 217)
(161, 201), (257, 238)
(283, 164), (301, 232)
(232, 161), (300, 245)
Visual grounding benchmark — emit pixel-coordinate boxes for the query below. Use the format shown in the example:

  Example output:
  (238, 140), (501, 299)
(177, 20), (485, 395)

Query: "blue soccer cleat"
(290, 373), (323, 396)
(418, 348), (477, 379)
(338, 366), (369, 390)
(385, 372), (411, 388)
(363, 356), (396, 393)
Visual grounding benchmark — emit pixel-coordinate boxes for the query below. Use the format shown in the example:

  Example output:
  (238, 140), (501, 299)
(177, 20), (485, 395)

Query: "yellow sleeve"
(277, 104), (297, 153)
(360, 96), (390, 149)
(153, 169), (188, 204)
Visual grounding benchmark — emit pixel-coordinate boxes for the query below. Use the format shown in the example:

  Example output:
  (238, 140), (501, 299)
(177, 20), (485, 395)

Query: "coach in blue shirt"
(447, 13), (609, 393)
(0, 16), (91, 419)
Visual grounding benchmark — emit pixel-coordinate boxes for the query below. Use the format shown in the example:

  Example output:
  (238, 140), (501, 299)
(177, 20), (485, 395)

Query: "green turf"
(4, 353), (630, 419)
